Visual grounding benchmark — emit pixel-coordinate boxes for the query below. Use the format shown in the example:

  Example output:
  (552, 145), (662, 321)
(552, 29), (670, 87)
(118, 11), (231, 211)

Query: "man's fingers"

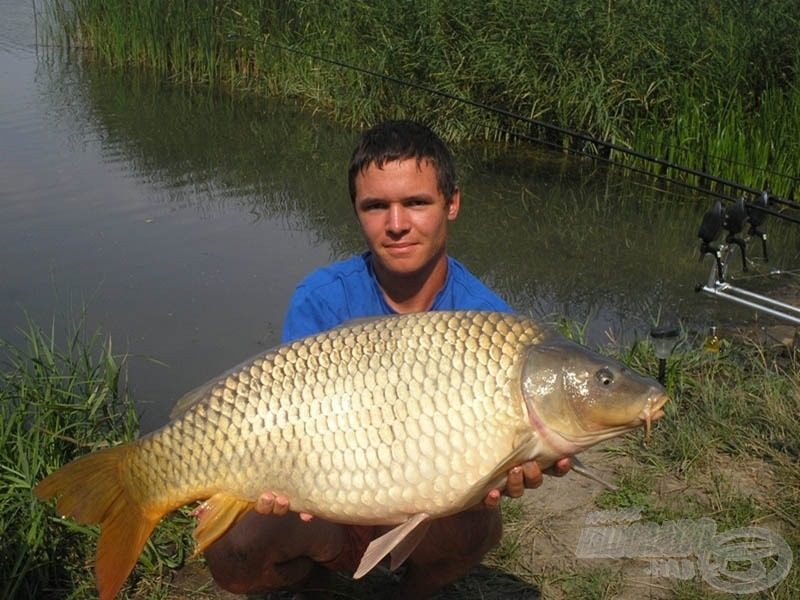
(255, 492), (290, 516)
(254, 492), (275, 515)
(521, 461), (544, 489)
(543, 457), (572, 477)
(505, 458), (570, 498)
(273, 496), (290, 516)
(482, 488), (502, 509)
(253, 492), (313, 520)
(505, 465), (526, 498)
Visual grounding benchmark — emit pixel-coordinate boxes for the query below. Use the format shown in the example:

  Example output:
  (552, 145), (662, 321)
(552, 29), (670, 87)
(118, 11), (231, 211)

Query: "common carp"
(35, 311), (668, 599)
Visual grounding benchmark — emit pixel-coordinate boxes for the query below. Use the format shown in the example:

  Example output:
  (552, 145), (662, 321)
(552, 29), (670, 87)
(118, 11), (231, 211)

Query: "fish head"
(520, 335), (669, 456)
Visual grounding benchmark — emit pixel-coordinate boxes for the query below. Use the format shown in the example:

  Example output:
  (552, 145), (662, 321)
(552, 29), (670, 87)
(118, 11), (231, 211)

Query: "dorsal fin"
(170, 317), (390, 420)
(169, 352), (270, 419)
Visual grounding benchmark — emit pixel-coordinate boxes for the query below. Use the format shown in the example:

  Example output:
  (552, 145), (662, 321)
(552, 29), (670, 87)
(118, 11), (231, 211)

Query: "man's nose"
(386, 205), (410, 233)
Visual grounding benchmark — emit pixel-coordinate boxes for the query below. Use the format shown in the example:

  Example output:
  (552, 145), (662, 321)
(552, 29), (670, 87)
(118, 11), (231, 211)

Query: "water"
(1, 1), (340, 431)
(3, 0), (797, 433)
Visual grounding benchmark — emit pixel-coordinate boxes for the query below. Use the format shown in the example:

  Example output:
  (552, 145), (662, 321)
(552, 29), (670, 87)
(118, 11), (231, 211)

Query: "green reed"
(0, 313), (193, 598)
(46, 0), (800, 192)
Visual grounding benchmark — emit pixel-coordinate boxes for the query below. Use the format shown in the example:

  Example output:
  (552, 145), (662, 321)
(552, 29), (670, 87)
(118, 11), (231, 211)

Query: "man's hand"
(254, 492), (314, 521)
(482, 457), (572, 509)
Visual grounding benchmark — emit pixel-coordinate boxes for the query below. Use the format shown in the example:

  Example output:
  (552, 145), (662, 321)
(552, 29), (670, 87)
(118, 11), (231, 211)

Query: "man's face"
(353, 158), (460, 278)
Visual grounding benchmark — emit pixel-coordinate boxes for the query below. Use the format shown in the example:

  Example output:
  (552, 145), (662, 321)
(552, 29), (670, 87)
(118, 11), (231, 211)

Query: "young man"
(204, 121), (570, 597)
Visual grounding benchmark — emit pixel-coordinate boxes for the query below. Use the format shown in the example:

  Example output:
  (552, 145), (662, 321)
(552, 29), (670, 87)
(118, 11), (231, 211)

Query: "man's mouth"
(384, 242), (416, 255)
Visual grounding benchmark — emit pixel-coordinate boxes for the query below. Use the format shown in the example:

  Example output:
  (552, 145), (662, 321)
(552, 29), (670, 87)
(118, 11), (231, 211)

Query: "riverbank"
(46, 0), (800, 195)
(3, 315), (797, 598)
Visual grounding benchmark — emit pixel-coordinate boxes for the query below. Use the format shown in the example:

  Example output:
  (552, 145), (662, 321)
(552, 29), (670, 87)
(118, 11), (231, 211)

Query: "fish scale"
(130, 311), (537, 520)
(35, 310), (668, 600)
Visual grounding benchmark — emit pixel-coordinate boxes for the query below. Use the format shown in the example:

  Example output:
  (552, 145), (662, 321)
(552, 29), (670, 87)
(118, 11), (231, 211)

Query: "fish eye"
(595, 368), (614, 386)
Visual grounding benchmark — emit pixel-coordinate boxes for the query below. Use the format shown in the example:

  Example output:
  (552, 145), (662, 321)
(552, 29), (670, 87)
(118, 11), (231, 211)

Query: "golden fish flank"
(35, 310), (668, 600)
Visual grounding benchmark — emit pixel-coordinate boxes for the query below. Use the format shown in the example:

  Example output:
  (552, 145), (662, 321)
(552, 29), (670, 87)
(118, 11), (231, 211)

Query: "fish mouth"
(639, 393), (669, 445)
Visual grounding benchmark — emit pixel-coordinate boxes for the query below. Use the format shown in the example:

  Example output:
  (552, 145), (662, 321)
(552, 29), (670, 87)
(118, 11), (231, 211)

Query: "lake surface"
(3, 0), (797, 433)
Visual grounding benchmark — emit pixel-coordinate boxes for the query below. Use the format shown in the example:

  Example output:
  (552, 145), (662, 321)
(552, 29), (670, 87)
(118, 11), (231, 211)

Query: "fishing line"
(650, 137), (800, 190)
(259, 38), (800, 221)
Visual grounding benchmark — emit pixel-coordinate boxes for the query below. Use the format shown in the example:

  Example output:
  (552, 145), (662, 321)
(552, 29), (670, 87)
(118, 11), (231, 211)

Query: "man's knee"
(205, 531), (317, 594)
(411, 509), (503, 564)
(449, 509), (502, 557)
(463, 509), (503, 556)
(203, 511), (350, 593)
(203, 512), (305, 592)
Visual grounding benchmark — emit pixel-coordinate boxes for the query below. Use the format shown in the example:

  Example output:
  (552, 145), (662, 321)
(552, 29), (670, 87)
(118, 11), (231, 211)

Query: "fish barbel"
(35, 311), (668, 599)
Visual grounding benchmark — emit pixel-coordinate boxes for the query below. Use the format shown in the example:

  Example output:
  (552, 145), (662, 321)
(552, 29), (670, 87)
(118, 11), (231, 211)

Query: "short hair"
(348, 120), (457, 204)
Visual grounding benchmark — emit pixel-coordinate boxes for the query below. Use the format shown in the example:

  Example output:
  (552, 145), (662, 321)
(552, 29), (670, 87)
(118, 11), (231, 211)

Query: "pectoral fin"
(191, 493), (254, 556)
(464, 431), (540, 504)
(571, 456), (619, 491)
(353, 512), (430, 579)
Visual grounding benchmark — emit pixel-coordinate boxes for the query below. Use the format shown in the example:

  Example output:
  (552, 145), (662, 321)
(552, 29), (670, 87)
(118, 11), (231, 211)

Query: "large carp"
(36, 311), (668, 599)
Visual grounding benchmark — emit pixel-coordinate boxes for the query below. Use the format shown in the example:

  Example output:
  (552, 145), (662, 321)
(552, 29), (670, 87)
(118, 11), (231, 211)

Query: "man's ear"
(447, 188), (461, 220)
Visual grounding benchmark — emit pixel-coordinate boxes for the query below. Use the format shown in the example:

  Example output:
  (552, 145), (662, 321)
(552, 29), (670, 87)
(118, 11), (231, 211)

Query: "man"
(204, 120), (571, 597)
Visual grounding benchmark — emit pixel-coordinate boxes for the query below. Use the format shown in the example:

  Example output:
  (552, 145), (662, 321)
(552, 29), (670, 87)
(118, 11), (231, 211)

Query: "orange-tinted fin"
(191, 492), (254, 556)
(353, 512), (430, 579)
(34, 444), (163, 600)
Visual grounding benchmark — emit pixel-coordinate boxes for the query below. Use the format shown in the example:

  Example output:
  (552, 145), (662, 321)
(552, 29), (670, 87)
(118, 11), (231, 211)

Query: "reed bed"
(45, 0), (800, 195)
(0, 314), (193, 599)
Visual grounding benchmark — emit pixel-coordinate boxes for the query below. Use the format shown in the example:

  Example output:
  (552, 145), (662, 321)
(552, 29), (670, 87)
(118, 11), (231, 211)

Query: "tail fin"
(35, 444), (163, 600)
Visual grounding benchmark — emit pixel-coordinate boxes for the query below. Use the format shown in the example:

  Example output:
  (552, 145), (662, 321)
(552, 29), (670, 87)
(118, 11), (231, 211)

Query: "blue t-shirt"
(281, 252), (513, 343)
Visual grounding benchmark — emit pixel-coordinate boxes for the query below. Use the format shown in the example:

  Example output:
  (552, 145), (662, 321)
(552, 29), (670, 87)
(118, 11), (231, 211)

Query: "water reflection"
(3, 2), (799, 433)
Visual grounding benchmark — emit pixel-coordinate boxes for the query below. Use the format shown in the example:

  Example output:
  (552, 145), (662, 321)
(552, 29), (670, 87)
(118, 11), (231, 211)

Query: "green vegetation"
(3, 313), (797, 598)
(45, 0), (800, 195)
(0, 314), (196, 599)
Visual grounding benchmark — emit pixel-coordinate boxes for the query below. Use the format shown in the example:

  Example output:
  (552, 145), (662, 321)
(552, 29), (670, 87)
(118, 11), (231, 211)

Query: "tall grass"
(44, 0), (800, 194)
(0, 314), (132, 597)
(0, 314), (193, 598)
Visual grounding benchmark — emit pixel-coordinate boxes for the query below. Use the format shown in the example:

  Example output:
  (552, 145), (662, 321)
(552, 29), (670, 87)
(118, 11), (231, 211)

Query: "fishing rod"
(261, 39), (800, 222)
(260, 38), (800, 323)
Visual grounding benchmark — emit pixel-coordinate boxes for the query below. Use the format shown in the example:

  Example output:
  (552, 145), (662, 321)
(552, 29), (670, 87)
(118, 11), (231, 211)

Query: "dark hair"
(348, 120), (457, 204)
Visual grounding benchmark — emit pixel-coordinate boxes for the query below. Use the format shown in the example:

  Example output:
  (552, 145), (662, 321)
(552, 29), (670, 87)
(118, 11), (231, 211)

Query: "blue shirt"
(281, 252), (513, 343)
